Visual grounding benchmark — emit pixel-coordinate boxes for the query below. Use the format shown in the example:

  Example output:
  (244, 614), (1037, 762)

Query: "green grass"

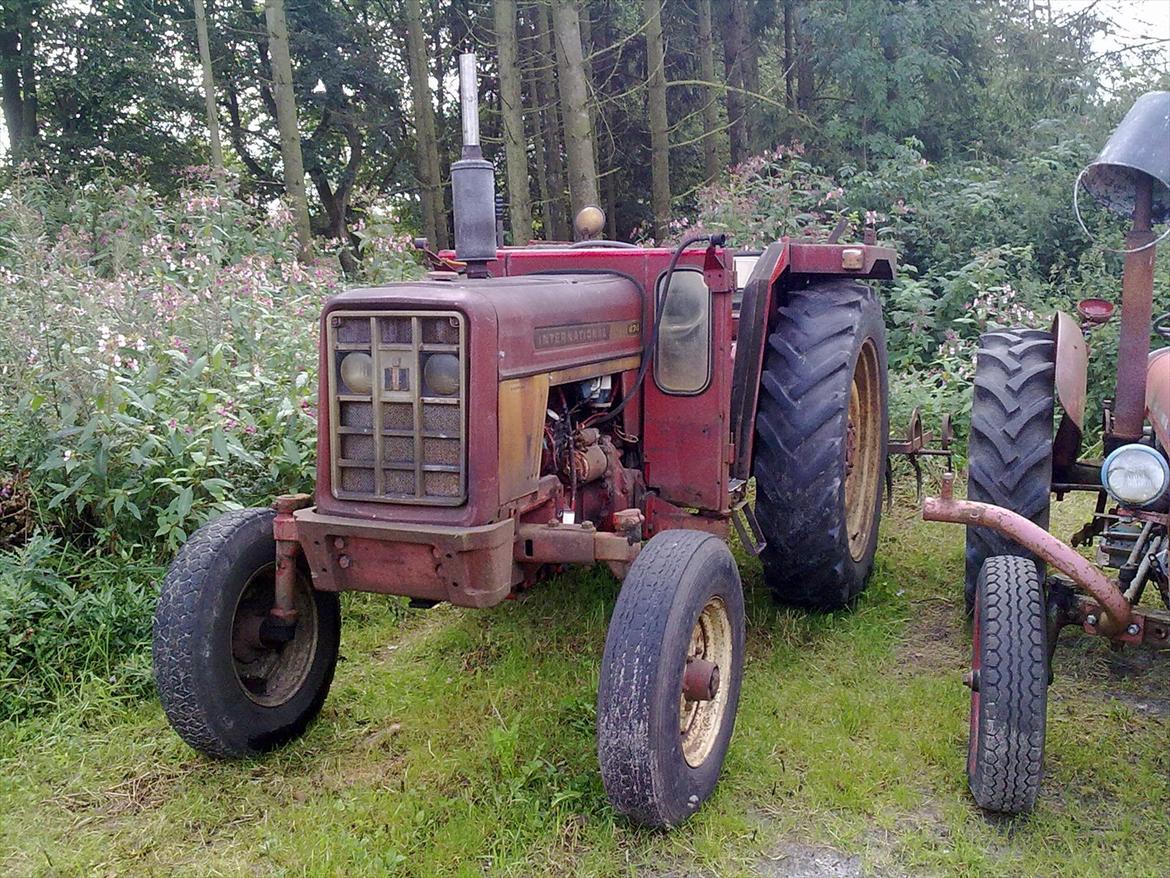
(1, 491), (1167, 877)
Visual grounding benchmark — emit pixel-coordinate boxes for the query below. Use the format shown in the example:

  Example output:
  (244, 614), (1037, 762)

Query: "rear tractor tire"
(967, 555), (1047, 814)
(153, 508), (341, 758)
(752, 280), (889, 609)
(597, 530), (745, 827)
(965, 329), (1055, 614)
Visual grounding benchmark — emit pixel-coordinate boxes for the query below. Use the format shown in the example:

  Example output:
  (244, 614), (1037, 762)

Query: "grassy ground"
(1, 488), (1167, 877)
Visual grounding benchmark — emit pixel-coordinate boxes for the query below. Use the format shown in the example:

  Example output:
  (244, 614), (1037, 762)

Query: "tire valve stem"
(963, 669), (980, 691)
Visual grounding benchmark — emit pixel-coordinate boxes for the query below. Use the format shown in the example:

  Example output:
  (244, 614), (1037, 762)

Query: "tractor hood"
(324, 272), (644, 380)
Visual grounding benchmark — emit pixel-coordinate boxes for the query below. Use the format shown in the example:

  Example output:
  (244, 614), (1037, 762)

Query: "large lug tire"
(965, 329), (1055, 614)
(597, 530), (745, 827)
(153, 508), (341, 758)
(752, 280), (889, 609)
(968, 555), (1047, 814)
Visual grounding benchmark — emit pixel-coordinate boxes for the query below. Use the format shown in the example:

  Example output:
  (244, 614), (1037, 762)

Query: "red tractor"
(924, 91), (1170, 815)
(152, 54), (896, 826)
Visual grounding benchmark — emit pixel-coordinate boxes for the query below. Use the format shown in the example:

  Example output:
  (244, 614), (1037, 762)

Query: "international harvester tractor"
(153, 55), (898, 826)
(924, 91), (1170, 815)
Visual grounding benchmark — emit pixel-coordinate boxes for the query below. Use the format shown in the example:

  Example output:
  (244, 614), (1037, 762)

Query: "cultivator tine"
(887, 408), (954, 504)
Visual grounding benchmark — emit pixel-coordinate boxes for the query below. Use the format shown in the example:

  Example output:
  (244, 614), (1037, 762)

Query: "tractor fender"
(1051, 310), (1088, 471)
(1053, 311), (1088, 430)
(1147, 348), (1170, 452)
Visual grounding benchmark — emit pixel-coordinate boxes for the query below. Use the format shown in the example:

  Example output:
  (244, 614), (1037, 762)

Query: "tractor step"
(732, 502), (767, 557)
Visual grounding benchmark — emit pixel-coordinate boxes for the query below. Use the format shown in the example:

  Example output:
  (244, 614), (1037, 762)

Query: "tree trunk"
(0, 4), (37, 160)
(0, 26), (25, 156)
(16, 4), (35, 150)
(721, 0), (748, 165)
(783, 0), (795, 110)
(644, 0), (670, 238)
(795, 4), (813, 112)
(534, 2), (568, 239)
(405, 0), (448, 250)
(193, 0), (224, 174)
(495, 0), (532, 244)
(550, 0), (599, 231)
(697, 0), (720, 183)
(264, 0), (313, 259)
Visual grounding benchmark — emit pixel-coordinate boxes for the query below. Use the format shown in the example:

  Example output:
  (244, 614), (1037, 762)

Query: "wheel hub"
(683, 656), (720, 702)
(230, 564), (319, 707)
(679, 597), (734, 768)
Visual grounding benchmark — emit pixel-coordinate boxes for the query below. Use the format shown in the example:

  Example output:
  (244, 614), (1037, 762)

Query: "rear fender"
(1148, 348), (1170, 451)
(1052, 311), (1088, 468)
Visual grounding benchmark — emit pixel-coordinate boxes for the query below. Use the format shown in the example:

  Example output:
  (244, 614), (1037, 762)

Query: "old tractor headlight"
(1101, 443), (1169, 507)
(339, 352), (374, 395)
(423, 353), (460, 396)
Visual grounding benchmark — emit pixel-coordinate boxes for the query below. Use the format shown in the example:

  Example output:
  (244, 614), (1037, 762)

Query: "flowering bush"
(0, 171), (422, 720)
(0, 170), (420, 555)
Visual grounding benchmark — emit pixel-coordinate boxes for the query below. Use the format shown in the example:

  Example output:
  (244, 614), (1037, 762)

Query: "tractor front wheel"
(967, 555), (1047, 814)
(752, 280), (889, 609)
(964, 328), (1055, 613)
(597, 530), (745, 827)
(153, 508), (341, 758)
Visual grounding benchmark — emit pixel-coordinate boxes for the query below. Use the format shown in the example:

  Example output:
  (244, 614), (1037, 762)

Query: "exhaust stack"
(451, 53), (497, 276)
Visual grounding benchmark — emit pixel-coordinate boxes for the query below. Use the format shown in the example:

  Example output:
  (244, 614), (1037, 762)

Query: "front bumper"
(294, 508), (517, 608)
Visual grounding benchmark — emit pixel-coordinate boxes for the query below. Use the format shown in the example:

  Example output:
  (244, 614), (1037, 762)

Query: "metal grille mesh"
(328, 311), (467, 505)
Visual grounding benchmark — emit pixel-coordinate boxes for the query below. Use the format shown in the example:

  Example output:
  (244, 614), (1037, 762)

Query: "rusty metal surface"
(1053, 311), (1088, 430)
(923, 475), (1132, 633)
(314, 284), (500, 528)
(1110, 178), (1157, 444)
(643, 493), (729, 539)
(786, 242), (896, 279)
(1068, 594), (1170, 647)
(1147, 348), (1170, 451)
(327, 309), (469, 506)
(293, 508), (517, 608)
(682, 657), (719, 702)
(514, 521), (641, 566)
(272, 494), (311, 618)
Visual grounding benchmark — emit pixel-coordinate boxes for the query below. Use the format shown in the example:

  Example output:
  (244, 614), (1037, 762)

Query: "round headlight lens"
(1101, 444), (1170, 507)
(339, 352), (374, 394)
(423, 353), (460, 396)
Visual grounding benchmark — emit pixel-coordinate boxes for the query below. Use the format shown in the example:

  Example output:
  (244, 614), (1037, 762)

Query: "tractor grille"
(327, 310), (467, 505)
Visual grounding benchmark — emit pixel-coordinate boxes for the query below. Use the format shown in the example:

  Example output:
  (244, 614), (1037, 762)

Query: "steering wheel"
(568, 239), (639, 249)
(1155, 311), (1170, 341)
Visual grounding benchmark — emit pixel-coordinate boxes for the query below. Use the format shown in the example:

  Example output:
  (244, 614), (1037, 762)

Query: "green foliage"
(0, 172), (421, 720)
(0, 170), (419, 555)
(690, 133), (1170, 446)
(0, 536), (157, 722)
(0, 506), (1166, 875)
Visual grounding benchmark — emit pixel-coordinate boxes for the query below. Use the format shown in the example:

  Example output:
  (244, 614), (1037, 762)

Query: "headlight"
(423, 353), (460, 396)
(1101, 444), (1169, 507)
(339, 352), (374, 394)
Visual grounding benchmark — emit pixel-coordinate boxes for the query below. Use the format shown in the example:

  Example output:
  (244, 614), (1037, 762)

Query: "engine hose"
(594, 231), (724, 426)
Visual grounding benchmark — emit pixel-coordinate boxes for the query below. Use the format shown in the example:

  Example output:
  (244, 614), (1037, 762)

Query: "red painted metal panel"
(1147, 348), (1170, 451)
(314, 282), (501, 528)
(500, 246), (734, 513)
